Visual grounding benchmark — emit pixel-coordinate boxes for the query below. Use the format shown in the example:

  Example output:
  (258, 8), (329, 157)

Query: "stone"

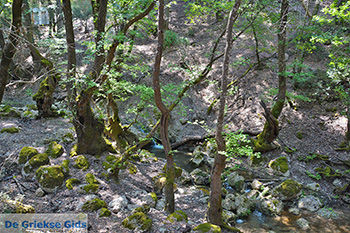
(35, 188), (45, 197)
(269, 157), (289, 174)
(1, 127), (19, 134)
(298, 195), (322, 212)
(227, 172), (245, 191)
(317, 207), (338, 219)
(273, 179), (301, 200)
(193, 223), (221, 233)
(108, 195), (128, 213)
(306, 182), (320, 191)
(261, 198), (283, 215)
(190, 168), (210, 185)
(82, 198), (107, 212)
(296, 218), (310, 230)
(333, 179), (343, 188)
(166, 210), (188, 223)
(222, 193), (253, 217)
(22, 153), (50, 178)
(46, 141), (64, 158)
(35, 165), (65, 193)
(222, 210), (236, 224)
(122, 211), (152, 231)
(251, 179), (263, 190)
(288, 207), (300, 215)
(155, 198), (166, 211)
(190, 147), (206, 167)
(18, 147), (39, 164)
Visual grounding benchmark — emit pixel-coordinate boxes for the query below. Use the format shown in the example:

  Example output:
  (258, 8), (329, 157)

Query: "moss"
(82, 198), (107, 212)
(155, 176), (167, 192)
(99, 208), (111, 217)
(24, 153), (50, 174)
(252, 137), (275, 152)
(122, 212), (152, 231)
(162, 164), (183, 179)
(73, 155), (89, 171)
(315, 166), (342, 178)
(0, 105), (21, 117)
(61, 159), (70, 175)
(65, 178), (81, 190)
(36, 165), (65, 191)
(249, 153), (266, 166)
(269, 157), (289, 173)
(133, 205), (151, 214)
(15, 202), (35, 213)
(83, 184), (99, 193)
(61, 132), (74, 143)
(274, 179), (301, 200)
(70, 144), (78, 157)
(193, 223), (221, 233)
(106, 155), (118, 163)
(150, 192), (157, 203)
(296, 131), (303, 140)
(85, 173), (99, 184)
(167, 210), (188, 223)
(46, 141), (64, 158)
(1, 127), (19, 134)
(19, 147), (39, 164)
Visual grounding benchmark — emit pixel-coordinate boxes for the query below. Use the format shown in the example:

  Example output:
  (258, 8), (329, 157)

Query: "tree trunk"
(253, 0), (288, 152)
(0, 29), (4, 49)
(208, 0), (241, 226)
(251, 23), (262, 69)
(62, 0), (77, 105)
(0, 0), (23, 103)
(153, 0), (174, 213)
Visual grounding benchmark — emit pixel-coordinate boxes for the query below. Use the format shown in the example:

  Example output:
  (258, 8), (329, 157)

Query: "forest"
(0, 0), (349, 232)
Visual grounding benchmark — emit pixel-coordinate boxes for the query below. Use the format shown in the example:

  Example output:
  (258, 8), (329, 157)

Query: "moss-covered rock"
(85, 173), (99, 184)
(269, 156), (289, 174)
(1, 127), (19, 134)
(82, 198), (107, 212)
(23, 153), (50, 176)
(36, 165), (65, 193)
(162, 164), (183, 179)
(167, 210), (188, 223)
(19, 146), (39, 164)
(193, 223), (221, 233)
(190, 168), (210, 185)
(70, 144), (78, 157)
(73, 155), (89, 171)
(83, 184), (99, 194)
(99, 208), (111, 217)
(315, 166), (342, 178)
(274, 179), (301, 200)
(0, 105), (21, 117)
(249, 154), (267, 166)
(46, 141), (64, 158)
(122, 211), (152, 231)
(65, 178), (81, 190)
(61, 159), (70, 175)
(296, 131), (303, 140)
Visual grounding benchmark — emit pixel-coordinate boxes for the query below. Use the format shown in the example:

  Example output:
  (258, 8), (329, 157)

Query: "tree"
(152, 0), (175, 213)
(208, 0), (241, 226)
(253, 0), (289, 152)
(0, 0), (23, 103)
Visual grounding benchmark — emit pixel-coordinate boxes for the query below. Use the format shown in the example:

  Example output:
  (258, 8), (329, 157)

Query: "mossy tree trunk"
(253, 0), (289, 152)
(0, 0), (23, 103)
(0, 29), (4, 49)
(208, 0), (241, 226)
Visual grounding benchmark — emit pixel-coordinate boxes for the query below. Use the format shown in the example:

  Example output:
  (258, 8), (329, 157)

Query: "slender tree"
(208, 0), (241, 226)
(253, 0), (289, 152)
(0, 0), (23, 103)
(152, 0), (175, 213)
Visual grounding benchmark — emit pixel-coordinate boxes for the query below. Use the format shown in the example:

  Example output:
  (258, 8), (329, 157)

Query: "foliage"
(164, 30), (189, 48)
(72, 0), (92, 21)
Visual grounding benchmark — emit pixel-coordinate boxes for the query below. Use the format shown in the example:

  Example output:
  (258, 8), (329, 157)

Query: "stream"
(147, 144), (350, 232)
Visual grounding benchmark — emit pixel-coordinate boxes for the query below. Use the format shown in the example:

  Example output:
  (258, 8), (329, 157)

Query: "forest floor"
(1, 1), (350, 233)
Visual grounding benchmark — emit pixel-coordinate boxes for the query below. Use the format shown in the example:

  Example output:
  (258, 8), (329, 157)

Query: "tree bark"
(253, 0), (288, 152)
(208, 0), (241, 226)
(0, 0), (23, 103)
(62, 0), (77, 104)
(0, 29), (4, 49)
(153, 0), (174, 213)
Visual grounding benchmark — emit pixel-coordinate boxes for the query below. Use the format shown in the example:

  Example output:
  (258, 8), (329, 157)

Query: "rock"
(166, 210), (188, 223)
(251, 179), (263, 190)
(333, 179), (343, 188)
(82, 198), (107, 212)
(193, 223), (221, 233)
(288, 207), (300, 215)
(154, 176), (167, 193)
(0, 157), (19, 179)
(1, 127), (19, 134)
(65, 178), (81, 190)
(317, 207), (338, 219)
(190, 146), (206, 167)
(179, 170), (192, 185)
(155, 198), (166, 211)
(222, 193), (253, 217)
(227, 172), (245, 191)
(73, 155), (90, 171)
(98, 208), (111, 217)
(109, 195), (128, 213)
(306, 182), (320, 191)
(143, 192), (157, 208)
(190, 168), (209, 185)
(22, 153), (50, 178)
(46, 141), (64, 158)
(35, 165), (65, 193)
(206, 141), (216, 157)
(35, 188), (45, 197)
(18, 146), (39, 164)
(298, 195), (322, 212)
(296, 218), (310, 230)
(222, 210), (236, 224)
(273, 179), (301, 200)
(122, 211), (152, 231)
(260, 198), (283, 215)
(269, 157), (289, 174)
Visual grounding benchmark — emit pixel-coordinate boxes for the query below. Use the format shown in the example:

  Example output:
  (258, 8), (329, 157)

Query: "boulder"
(273, 179), (301, 200)
(108, 195), (128, 213)
(227, 172), (245, 191)
(35, 165), (65, 193)
(190, 168), (210, 185)
(298, 195), (322, 212)
(296, 218), (310, 230)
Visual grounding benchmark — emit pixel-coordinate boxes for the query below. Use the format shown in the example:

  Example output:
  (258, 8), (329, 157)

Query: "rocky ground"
(1, 1), (350, 232)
